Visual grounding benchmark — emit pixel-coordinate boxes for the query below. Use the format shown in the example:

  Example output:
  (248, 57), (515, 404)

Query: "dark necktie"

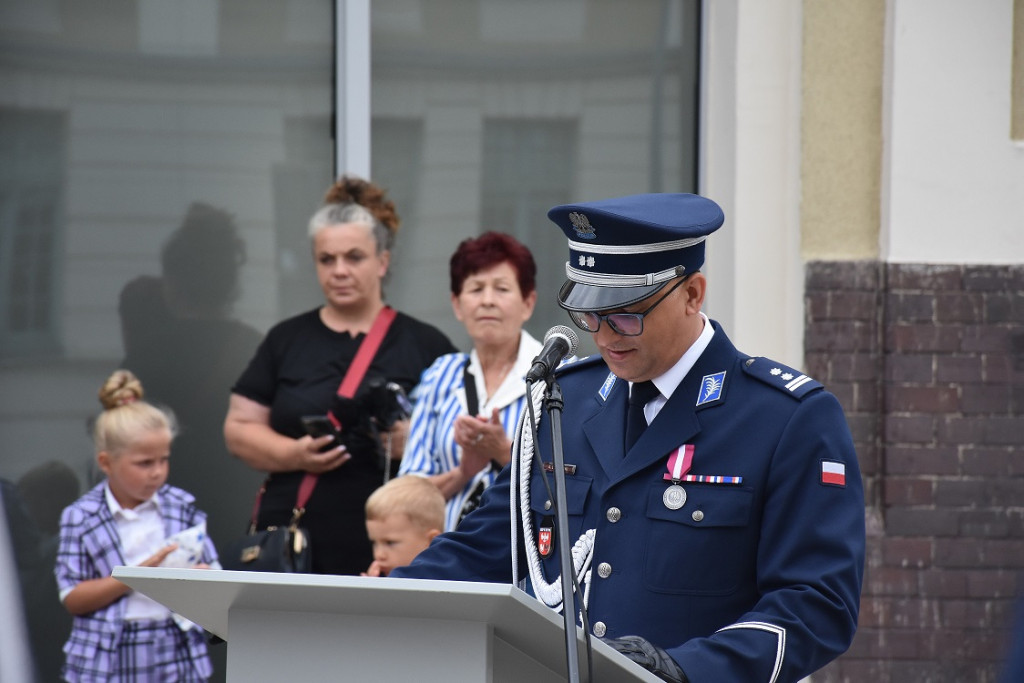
(625, 380), (660, 451)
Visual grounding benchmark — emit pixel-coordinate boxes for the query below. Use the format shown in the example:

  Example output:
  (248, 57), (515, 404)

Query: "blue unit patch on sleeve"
(742, 357), (823, 399)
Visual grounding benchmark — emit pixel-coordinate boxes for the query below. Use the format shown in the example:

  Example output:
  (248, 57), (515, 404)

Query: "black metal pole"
(543, 376), (582, 683)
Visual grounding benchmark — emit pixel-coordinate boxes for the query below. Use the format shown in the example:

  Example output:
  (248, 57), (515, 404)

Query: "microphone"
(526, 325), (580, 382)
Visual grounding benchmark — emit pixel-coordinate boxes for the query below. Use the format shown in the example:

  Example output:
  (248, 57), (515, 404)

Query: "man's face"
(590, 274), (704, 383)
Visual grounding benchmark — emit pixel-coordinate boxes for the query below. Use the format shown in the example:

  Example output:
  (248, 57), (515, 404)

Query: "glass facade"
(0, 1), (699, 679)
(373, 0), (701, 351)
(0, 2), (335, 679)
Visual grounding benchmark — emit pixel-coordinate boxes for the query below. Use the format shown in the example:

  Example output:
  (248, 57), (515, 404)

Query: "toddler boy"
(362, 475), (444, 577)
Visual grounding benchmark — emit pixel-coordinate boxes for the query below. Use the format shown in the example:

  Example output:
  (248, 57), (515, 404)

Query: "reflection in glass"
(118, 203), (265, 552)
(0, 2), (334, 680)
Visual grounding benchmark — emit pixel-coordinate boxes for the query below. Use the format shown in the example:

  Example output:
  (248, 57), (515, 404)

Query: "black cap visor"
(557, 278), (669, 313)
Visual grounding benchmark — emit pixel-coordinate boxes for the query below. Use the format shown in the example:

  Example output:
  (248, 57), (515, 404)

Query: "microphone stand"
(542, 374), (582, 683)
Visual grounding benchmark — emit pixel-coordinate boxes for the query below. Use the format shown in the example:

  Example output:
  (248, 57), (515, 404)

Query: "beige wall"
(800, 0), (885, 261)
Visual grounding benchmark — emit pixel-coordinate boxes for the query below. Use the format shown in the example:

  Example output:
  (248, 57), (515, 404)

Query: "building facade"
(1, 1), (1022, 681)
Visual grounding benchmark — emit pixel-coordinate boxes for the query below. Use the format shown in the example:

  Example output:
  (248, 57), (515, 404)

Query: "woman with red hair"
(399, 232), (542, 532)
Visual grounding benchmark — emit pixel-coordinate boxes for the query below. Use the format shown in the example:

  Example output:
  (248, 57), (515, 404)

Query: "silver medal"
(663, 484), (687, 510)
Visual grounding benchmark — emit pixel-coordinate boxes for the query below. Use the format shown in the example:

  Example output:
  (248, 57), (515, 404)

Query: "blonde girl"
(55, 370), (217, 682)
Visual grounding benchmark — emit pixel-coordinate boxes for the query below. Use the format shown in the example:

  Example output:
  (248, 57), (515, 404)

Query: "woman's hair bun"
(322, 174), (400, 233)
(98, 369), (145, 411)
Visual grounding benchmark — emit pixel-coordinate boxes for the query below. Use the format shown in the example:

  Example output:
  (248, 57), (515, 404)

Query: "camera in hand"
(363, 378), (413, 429)
(325, 376), (413, 468)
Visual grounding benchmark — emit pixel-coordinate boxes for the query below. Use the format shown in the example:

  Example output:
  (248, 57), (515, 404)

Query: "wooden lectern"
(113, 567), (661, 682)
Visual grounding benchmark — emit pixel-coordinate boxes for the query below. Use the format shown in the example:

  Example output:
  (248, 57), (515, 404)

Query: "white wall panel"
(884, 0), (1024, 264)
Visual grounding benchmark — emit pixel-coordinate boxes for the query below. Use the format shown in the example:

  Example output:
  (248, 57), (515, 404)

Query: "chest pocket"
(529, 470), (593, 516)
(643, 483), (755, 595)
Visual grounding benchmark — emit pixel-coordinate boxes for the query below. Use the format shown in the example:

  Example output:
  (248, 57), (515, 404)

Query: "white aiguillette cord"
(511, 380), (596, 614)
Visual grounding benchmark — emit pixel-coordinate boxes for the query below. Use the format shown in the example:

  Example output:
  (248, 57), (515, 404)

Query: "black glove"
(602, 635), (688, 683)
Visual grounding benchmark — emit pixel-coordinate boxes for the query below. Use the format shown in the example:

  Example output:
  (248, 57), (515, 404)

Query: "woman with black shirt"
(224, 176), (455, 575)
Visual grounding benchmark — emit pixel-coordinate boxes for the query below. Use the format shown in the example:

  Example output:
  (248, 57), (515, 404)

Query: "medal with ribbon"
(662, 444), (694, 509)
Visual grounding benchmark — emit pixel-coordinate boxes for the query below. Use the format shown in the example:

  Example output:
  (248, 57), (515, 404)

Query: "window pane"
(481, 118), (579, 325)
(0, 112), (65, 349)
(371, 0), (701, 352)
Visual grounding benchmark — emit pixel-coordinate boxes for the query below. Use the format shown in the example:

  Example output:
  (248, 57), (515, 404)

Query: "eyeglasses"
(568, 275), (690, 337)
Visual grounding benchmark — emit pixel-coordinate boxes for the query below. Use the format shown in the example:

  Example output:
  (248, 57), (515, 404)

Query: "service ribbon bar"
(673, 474), (743, 485)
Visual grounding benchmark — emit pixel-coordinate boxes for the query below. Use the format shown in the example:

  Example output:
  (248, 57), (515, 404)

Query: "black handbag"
(222, 479), (313, 573)
(222, 522), (311, 573)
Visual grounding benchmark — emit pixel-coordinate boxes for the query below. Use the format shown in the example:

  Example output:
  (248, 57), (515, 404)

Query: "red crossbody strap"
(251, 306), (398, 526)
(294, 471), (319, 511)
(304, 305), (397, 506)
(335, 305), (398, 401)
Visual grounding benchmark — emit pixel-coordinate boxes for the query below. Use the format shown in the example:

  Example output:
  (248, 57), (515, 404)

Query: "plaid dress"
(55, 482), (217, 682)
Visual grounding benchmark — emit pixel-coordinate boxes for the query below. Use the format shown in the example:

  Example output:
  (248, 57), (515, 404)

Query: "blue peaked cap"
(547, 193), (725, 312)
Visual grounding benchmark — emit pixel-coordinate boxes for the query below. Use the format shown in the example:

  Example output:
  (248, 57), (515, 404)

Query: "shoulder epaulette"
(554, 353), (604, 376)
(741, 356), (823, 399)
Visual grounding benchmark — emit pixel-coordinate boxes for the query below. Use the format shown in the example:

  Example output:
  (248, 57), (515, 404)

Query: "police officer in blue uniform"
(391, 193), (865, 683)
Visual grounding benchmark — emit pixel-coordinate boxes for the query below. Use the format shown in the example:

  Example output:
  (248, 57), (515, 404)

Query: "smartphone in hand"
(301, 415), (341, 452)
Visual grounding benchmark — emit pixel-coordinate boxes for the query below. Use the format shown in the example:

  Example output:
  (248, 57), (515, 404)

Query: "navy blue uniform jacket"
(392, 321), (865, 683)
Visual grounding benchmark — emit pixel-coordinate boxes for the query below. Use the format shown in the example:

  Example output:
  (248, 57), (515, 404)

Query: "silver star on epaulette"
(770, 368), (782, 376)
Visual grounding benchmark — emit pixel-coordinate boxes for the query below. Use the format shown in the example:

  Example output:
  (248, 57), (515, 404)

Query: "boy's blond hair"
(365, 475), (445, 532)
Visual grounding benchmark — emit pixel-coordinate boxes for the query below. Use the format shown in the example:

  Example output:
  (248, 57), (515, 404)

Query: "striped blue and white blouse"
(400, 329), (543, 531)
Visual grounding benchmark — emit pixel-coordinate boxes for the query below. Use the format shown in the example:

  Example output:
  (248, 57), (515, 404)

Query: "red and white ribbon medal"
(662, 444), (694, 510)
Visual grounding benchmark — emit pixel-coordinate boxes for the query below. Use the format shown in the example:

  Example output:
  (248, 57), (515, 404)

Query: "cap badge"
(569, 211), (596, 240)
(577, 254), (596, 268)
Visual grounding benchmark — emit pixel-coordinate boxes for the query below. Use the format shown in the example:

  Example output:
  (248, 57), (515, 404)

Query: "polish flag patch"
(821, 461), (846, 487)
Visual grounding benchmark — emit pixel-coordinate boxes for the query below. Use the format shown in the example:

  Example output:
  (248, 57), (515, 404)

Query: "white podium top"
(114, 567), (662, 682)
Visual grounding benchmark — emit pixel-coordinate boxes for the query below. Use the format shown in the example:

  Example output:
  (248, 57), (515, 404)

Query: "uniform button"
(597, 562), (612, 578)
(606, 507), (622, 523)
(593, 621), (607, 637)
(544, 500), (552, 511)
(692, 510), (704, 522)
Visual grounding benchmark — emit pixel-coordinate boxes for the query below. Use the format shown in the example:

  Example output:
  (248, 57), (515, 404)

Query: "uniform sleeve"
(672, 390), (865, 683)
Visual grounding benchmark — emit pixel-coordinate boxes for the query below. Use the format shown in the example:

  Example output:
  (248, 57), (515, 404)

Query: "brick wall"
(805, 262), (1024, 683)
